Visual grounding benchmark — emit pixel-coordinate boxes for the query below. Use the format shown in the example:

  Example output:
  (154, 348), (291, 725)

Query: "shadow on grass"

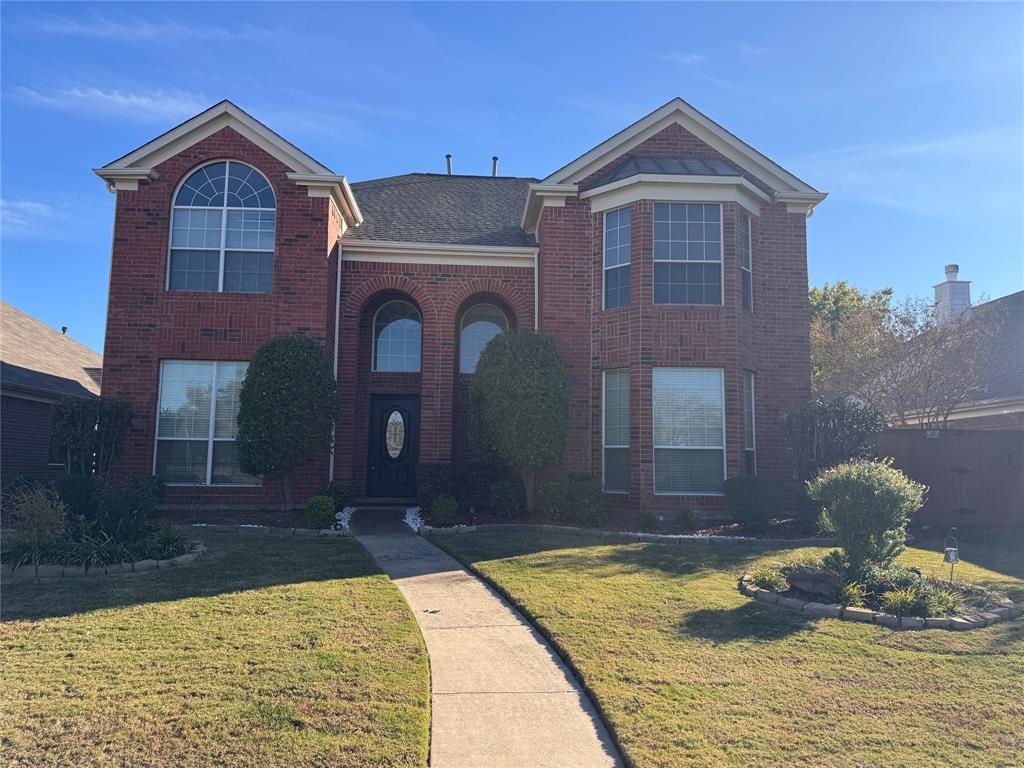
(678, 601), (814, 642)
(1, 530), (380, 623)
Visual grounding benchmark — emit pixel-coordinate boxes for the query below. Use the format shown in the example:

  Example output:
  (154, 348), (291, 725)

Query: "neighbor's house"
(93, 98), (825, 511)
(0, 301), (102, 484)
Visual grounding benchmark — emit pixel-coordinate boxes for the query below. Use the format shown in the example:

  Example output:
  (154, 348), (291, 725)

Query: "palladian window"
(459, 303), (509, 373)
(169, 161), (276, 293)
(374, 300), (422, 372)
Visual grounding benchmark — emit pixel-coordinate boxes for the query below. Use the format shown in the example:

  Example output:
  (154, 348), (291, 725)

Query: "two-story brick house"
(94, 98), (825, 512)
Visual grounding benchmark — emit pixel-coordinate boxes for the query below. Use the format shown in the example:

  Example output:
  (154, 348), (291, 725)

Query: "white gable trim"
(521, 183), (580, 234)
(581, 174), (770, 217)
(340, 239), (537, 268)
(542, 97), (823, 197)
(93, 100), (363, 227)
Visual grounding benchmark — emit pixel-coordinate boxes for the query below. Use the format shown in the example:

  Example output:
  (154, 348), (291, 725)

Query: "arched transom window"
(169, 161), (276, 293)
(459, 303), (509, 373)
(374, 300), (422, 372)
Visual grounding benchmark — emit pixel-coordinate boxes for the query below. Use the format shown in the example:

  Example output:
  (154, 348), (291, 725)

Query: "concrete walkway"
(354, 520), (622, 768)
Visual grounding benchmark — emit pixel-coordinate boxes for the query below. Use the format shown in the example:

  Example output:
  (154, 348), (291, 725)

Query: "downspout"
(533, 249), (539, 330)
(329, 240), (342, 482)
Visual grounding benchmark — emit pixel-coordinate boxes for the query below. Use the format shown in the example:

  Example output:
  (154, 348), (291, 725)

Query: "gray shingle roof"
(588, 154), (741, 189)
(348, 174), (537, 247)
(974, 290), (1024, 402)
(1, 301), (102, 400)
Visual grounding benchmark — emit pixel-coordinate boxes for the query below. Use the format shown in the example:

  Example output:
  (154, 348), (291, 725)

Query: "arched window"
(374, 300), (421, 372)
(459, 303), (509, 373)
(169, 161), (276, 293)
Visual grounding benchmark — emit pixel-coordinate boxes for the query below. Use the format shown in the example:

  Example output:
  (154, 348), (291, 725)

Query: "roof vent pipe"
(445, 154), (452, 175)
(492, 156), (499, 177)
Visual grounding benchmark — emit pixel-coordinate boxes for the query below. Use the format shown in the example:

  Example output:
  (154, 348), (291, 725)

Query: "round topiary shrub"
(807, 458), (925, 574)
(722, 476), (780, 533)
(305, 495), (336, 530)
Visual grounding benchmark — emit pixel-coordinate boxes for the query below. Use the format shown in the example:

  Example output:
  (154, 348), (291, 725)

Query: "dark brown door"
(366, 396), (419, 498)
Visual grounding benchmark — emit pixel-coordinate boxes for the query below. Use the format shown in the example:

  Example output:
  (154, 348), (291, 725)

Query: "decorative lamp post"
(943, 527), (960, 583)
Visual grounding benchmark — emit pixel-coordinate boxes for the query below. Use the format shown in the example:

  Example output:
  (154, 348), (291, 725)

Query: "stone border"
(739, 572), (1018, 631)
(419, 522), (834, 547)
(191, 523), (351, 537)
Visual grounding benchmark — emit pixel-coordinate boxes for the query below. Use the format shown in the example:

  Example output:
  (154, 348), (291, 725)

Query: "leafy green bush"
(926, 588), (962, 617)
(489, 480), (522, 518)
(880, 586), (928, 617)
(2, 483), (66, 575)
(430, 494), (460, 527)
(51, 396), (133, 476)
(836, 581), (868, 607)
(750, 565), (787, 592)
(236, 334), (338, 510)
(54, 475), (105, 538)
(315, 481), (354, 510)
(470, 331), (569, 511)
(807, 459), (925, 573)
(634, 508), (660, 530)
(538, 475), (603, 526)
(674, 506), (701, 532)
(722, 476), (780, 533)
(418, 464), (461, 508)
(95, 477), (161, 542)
(306, 495), (336, 530)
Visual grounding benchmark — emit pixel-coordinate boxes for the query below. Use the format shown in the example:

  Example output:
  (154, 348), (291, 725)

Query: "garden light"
(943, 527), (960, 583)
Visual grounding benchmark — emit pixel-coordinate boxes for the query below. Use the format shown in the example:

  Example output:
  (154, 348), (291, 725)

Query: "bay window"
(740, 210), (753, 311)
(603, 207), (631, 309)
(653, 368), (725, 494)
(743, 370), (756, 474)
(603, 369), (630, 492)
(653, 203), (722, 305)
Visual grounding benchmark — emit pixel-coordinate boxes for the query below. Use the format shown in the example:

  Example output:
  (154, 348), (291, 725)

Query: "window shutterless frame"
(166, 159), (276, 293)
(652, 202), (725, 307)
(651, 367), (727, 495)
(372, 300), (422, 372)
(740, 211), (753, 312)
(743, 370), (757, 475)
(602, 369), (629, 493)
(152, 360), (260, 487)
(603, 207), (631, 310)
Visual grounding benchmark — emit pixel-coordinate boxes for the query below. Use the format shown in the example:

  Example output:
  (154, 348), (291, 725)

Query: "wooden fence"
(876, 428), (1024, 529)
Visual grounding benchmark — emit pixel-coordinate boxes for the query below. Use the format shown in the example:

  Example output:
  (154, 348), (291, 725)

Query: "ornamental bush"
(674, 506), (702, 532)
(2, 482), (66, 577)
(470, 331), (569, 511)
(722, 476), (780, 533)
(807, 458), (925, 574)
(236, 334), (338, 510)
(51, 396), (133, 476)
(315, 481), (354, 510)
(538, 475), (603, 526)
(306, 495), (336, 530)
(431, 493), (460, 527)
(488, 480), (522, 518)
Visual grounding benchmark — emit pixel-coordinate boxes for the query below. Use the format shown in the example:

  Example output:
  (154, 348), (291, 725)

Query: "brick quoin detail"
(103, 117), (811, 514)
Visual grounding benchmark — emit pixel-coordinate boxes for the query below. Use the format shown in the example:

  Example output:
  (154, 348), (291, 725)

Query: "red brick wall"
(1, 394), (64, 485)
(101, 126), (334, 507)
(539, 122), (811, 514)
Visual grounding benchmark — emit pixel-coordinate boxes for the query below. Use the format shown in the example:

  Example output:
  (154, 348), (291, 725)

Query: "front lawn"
(1, 531), (429, 768)
(435, 528), (1024, 768)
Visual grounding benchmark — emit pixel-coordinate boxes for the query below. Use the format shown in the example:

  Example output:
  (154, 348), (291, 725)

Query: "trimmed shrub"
(539, 475), (603, 526)
(489, 480), (522, 518)
(674, 506), (701, 532)
(316, 481), (354, 510)
(750, 565), (787, 592)
(418, 464), (461, 508)
(306, 495), (336, 529)
(723, 476), (780, 533)
(431, 494), (460, 527)
(635, 508), (660, 530)
(95, 477), (161, 542)
(807, 459), (925, 573)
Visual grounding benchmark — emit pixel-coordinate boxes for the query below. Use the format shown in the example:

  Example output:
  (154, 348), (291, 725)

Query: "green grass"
(435, 528), (1024, 768)
(1, 531), (429, 768)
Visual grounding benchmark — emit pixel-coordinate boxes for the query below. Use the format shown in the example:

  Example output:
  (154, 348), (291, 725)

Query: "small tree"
(784, 396), (885, 485)
(807, 459), (925, 575)
(51, 397), (133, 476)
(236, 334), (337, 510)
(470, 330), (569, 511)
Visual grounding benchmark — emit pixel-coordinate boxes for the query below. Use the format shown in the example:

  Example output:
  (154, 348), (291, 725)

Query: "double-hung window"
(154, 360), (258, 485)
(653, 203), (722, 305)
(653, 368), (726, 494)
(743, 371), (756, 474)
(603, 207), (631, 309)
(740, 210), (753, 311)
(169, 161), (276, 293)
(603, 369), (630, 492)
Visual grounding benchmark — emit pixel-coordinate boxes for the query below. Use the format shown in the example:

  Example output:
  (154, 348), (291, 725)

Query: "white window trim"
(740, 211), (753, 312)
(744, 370), (757, 475)
(372, 300), (422, 373)
(153, 360), (260, 487)
(166, 159), (276, 294)
(459, 302), (509, 374)
(602, 369), (629, 494)
(652, 201), (725, 307)
(602, 207), (631, 311)
(652, 367), (727, 496)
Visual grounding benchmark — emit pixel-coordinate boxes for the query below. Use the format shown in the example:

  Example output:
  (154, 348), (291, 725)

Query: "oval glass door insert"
(385, 410), (405, 459)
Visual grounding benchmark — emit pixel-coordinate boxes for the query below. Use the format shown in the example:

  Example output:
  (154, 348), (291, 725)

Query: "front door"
(366, 395), (419, 498)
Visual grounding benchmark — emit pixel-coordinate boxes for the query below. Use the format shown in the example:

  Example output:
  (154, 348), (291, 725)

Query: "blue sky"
(2, 1), (1021, 353)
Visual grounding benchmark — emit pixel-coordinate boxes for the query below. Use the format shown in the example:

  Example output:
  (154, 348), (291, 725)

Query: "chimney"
(445, 154), (452, 175)
(934, 263), (971, 323)
(491, 155), (499, 177)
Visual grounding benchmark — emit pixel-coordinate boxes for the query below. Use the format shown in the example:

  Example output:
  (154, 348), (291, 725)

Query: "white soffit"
(340, 239), (537, 268)
(581, 174), (770, 216)
(543, 97), (823, 197)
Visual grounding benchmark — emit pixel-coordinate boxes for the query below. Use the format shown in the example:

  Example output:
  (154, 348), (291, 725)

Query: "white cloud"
(1, 199), (65, 238)
(12, 86), (208, 122)
(31, 13), (269, 42)
(659, 51), (706, 66)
